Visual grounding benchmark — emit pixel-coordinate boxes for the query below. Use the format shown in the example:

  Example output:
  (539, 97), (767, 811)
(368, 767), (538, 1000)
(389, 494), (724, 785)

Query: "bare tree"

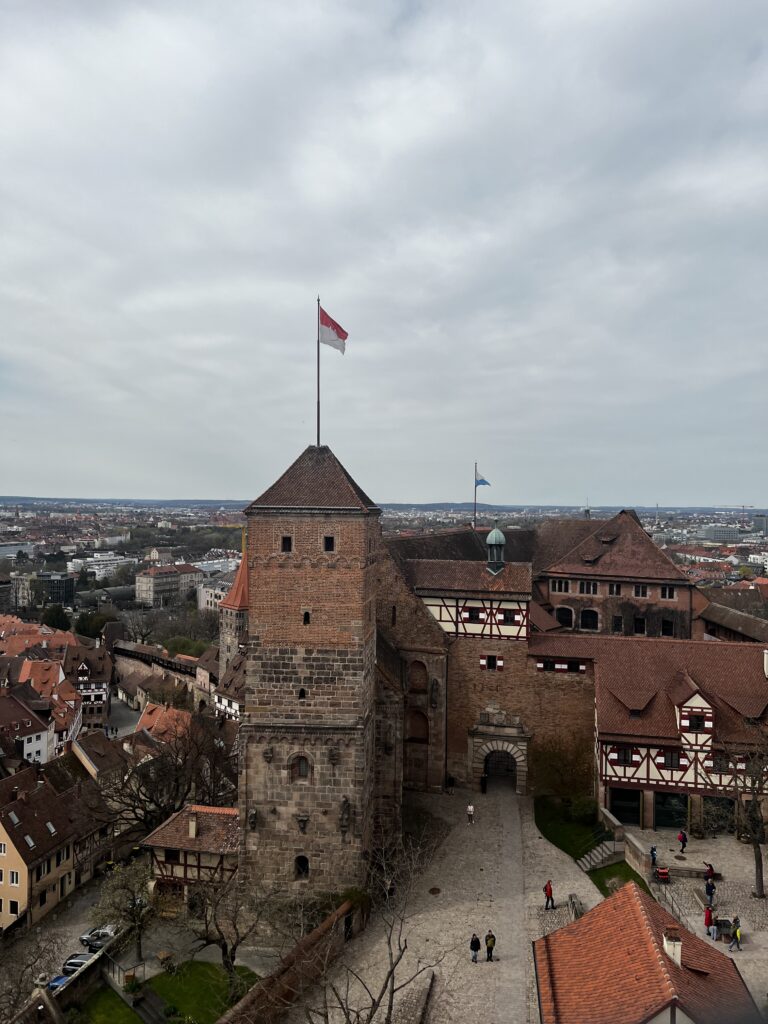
(91, 862), (156, 961)
(121, 607), (161, 643)
(182, 871), (279, 1005)
(0, 929), (65, 1023)
(295, 832), (455, 1024)
(709, 726), (768, 899)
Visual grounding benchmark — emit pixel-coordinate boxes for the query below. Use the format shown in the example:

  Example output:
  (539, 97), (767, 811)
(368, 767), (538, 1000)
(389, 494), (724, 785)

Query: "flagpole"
(473, 462), (477, 530)
(316, 295), (320, 446)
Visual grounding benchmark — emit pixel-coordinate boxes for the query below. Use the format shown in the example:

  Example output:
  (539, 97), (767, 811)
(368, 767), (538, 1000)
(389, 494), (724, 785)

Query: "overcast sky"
(1, 1), (766, 506)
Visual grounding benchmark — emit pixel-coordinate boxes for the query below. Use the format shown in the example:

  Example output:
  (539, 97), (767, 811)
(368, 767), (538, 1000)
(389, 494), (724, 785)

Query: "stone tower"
(239, 445), (381, 891)
(219, 556), (248, 675)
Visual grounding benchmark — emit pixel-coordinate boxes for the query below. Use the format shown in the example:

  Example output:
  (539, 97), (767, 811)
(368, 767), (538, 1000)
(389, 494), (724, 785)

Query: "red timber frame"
(600, 742), (748, 796)
(428, 596), (529, 639)
(149, 848), (236, 887)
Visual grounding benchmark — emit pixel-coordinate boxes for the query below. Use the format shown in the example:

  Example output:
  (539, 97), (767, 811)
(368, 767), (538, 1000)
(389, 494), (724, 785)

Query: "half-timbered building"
(144, 804), (239, 902)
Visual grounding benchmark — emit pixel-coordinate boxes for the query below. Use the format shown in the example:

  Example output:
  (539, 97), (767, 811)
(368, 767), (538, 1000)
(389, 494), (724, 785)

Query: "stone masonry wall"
(446, 639), (595, 785)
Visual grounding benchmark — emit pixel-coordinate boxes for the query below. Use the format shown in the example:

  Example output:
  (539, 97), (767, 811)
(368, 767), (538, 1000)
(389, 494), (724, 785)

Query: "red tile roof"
(143, 803), (239, 854)
(544, 510), (688, 582)
(402, 559), (532, 595)
(529, 634), (768, 744)
(246, 445), (379, 513)
(136, 702), (191, 743)
(534, 882), (761, 1024)
(220, 558), (248, 610)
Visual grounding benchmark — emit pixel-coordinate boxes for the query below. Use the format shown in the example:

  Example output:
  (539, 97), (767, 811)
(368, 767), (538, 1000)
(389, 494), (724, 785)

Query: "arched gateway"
(470, 735), (528, 795)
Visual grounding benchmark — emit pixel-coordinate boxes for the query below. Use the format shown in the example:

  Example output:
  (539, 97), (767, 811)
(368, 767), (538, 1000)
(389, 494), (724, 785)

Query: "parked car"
(79, 924), (117, 949)
(46, 976), (71, 991)
(62, 952), (95, 976)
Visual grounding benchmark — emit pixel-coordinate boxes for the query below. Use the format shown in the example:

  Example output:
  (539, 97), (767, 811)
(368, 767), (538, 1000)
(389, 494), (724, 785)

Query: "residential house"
(143, 804), (239, 901)
(213, 653), (246, 720)
(135, 564), (204, 608)
(63, 643), (112, 727)
(533, 882), (761, 1024)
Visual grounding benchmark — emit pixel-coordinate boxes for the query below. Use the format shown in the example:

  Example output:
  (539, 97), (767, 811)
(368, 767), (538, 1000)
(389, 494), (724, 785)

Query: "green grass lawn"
(589, 861), (652, 897)
(534, 796), (596, 859)
(147, 961), (258, 1024)
(81, 986), (142, 1024)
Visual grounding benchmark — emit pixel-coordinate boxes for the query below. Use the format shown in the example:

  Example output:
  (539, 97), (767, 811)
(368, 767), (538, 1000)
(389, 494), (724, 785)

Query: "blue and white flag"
(475, 469), (491, 487)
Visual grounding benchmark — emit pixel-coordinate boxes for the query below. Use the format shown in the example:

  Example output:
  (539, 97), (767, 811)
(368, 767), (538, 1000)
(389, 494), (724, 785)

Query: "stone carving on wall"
(339, 796), (351, 834)
(328, 745), (340, 765)
(295, 813), (309, 834)
(263, 746), (274, 763)
(248, 809), (259, 831)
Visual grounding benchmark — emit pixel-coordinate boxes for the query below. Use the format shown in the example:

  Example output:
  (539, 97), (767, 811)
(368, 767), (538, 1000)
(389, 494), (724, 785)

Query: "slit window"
(281, 536), (292, 553)
(303, 611), (311, 626)
(295, 855), (309, 879)
(391, 605), (397, 627)
(324, 536), (335, 552)
(298, 688), (306, 701)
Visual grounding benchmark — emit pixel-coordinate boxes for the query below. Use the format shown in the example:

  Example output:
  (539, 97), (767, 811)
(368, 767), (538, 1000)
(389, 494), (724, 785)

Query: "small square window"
(281, 536), (292, 553)
(687, 714), (706, 732)
(165, 849), (180, 864)
(485, 655), (497, 671)
(663, 750), (681, 770)
(466, 607), (481, 622)
(615, 747), (632, 766)
(10, 900), (19, 917)
(324, 536), (335, 552)
(611, 615), (623, 634)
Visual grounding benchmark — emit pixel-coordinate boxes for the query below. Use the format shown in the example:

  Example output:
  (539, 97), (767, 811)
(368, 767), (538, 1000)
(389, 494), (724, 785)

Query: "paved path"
(286, 785), (602, 1024)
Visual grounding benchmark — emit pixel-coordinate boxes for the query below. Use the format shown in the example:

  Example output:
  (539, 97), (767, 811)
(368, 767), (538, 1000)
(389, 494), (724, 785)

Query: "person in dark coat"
(650, 845), (657, 867)
(470, 933), (481, 963)
(544, 880), (555, 910)
(705, 879), (716, 907)
(678, 828), (688, 853)
(485, 930), (496, 962)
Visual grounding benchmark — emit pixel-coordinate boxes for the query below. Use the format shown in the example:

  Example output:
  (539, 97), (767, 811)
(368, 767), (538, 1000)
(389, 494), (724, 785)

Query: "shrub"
(568, 797), (598, 825)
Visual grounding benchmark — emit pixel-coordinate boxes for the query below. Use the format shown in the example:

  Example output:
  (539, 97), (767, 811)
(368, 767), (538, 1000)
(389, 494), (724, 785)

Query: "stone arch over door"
(471, 738), (528, 795)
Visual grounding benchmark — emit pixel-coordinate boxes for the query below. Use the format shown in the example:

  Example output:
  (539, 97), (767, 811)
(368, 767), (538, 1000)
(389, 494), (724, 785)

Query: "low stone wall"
(217, 900), (362, 1024)
(597, 806), (625, 842)
(624, 831), (648, 878)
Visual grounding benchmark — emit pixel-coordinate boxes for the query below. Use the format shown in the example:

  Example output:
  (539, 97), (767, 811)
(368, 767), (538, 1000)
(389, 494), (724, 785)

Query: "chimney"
(188, 812), (198, 839)
(663, 926), (682, 966)
(763, 650), (768, 681)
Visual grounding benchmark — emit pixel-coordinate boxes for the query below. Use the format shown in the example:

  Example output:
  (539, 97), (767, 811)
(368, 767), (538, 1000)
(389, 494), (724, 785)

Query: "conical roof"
(220, 559), (248, 610)
(246, 446), (379, 513)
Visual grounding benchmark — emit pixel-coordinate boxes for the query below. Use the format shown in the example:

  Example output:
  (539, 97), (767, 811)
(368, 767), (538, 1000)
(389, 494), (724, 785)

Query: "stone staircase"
(576, 837), (625, 872)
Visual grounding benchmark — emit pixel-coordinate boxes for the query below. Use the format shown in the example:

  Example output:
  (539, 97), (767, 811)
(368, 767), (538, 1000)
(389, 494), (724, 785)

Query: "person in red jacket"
(544, 879), (555, 910)
(704, 905), (713, 934)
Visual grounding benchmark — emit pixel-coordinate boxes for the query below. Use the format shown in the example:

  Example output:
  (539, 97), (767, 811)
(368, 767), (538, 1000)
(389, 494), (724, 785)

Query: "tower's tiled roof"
(534, 882), (761, 1024)
(246, 446), (379, 513)
(220, 559), (248, 610)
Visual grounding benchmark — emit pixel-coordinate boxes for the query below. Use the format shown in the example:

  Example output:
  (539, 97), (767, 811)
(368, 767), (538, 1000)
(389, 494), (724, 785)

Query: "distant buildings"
(10, 571), (76, 610)
(135, 563), (204, 607)
(66, 551), (138, 580)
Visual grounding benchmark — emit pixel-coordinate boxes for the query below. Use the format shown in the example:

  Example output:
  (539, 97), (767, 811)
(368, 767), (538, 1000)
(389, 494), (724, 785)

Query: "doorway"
(484, 750), (517, 787)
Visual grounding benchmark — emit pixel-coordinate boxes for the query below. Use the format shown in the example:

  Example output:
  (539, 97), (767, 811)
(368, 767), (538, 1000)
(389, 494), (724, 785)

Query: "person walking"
(467, 802), (474, 825)
(678, 828), (688, 853)
(470, 933), (481, 963)
(703, 861), (715, 880)
(705, 879), (716, 908)
(650, 845), (657, 867)
(704, 905), (713, 936)
(544, 880), (555, 910)
(485, 930), (496, 962)
(728, 917), (741, 952)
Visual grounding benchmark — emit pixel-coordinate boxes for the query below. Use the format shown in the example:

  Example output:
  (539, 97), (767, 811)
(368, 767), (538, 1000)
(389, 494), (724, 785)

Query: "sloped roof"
(136, 702), (191, 743)
(143, 803), (239, 854)
(529, 634), (768, 744)
(220, 559), (248, 610)
(528, 602), (563, 633)
(534, 882), (761, 1024)
(216, 654), (247, 704)
(402, 559), (532, 595)
(246, 446), (379, 513)
(543, 511), (688, 581)
(700, 602), (768, 643)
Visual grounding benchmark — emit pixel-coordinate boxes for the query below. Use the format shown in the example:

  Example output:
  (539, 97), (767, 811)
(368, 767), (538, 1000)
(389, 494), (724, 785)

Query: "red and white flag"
(319, 306), (348, 354)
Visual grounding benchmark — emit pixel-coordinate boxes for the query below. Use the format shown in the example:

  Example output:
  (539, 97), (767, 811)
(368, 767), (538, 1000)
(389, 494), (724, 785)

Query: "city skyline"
(2, 2), (766, 504)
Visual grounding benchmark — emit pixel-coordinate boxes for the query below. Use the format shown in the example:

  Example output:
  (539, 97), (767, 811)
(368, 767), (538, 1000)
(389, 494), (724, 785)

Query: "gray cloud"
(1, 0), (766, 505)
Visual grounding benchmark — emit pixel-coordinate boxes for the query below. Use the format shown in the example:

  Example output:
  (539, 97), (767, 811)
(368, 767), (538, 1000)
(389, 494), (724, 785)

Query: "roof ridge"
(630, 884), (678, 1005)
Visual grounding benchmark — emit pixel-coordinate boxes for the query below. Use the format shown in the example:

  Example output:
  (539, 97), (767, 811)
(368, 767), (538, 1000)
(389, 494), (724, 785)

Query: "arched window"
(408, 661), (428, 692)
(580, 609), (599, 631)
(298, 688), (306, 701)
(555, 607), (573, 628)
(405, 709), (429, 743)
(295, 855), (309, 879)
(303, 611), (311, 626)
(290, 755), (311, 783)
